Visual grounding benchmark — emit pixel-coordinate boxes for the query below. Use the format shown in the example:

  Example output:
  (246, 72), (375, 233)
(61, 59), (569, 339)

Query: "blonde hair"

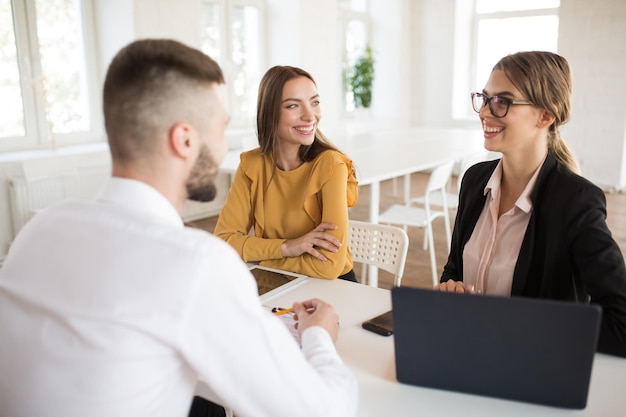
(494, 51), (580, 174)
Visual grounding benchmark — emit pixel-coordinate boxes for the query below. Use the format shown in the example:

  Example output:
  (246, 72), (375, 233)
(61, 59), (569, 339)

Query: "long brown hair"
(494, 51), (580, 174)
(256, 66), (343, 165)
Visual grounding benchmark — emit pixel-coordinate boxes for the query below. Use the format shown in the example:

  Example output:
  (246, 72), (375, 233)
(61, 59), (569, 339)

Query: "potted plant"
(347, 45), (375, 109)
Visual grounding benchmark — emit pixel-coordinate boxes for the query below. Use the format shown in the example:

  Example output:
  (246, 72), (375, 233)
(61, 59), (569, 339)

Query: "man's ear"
(169, 122), (194, 159)
(537, 110), (556, 129)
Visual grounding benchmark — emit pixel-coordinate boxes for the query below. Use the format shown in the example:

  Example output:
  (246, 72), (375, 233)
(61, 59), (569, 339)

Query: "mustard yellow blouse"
(214, 148), (358, 279)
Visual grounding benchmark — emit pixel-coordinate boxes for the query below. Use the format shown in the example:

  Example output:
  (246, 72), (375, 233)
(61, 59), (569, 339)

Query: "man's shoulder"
(36, 199), (232, 254)
(178, 225), (231, 251)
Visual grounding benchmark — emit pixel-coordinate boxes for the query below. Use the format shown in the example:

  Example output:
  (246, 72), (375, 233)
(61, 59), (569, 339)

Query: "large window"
(453, 0), (560, 120)
(201, 0), (266, 130)
(0, 0), (100, 152)
(339, 0), (369, 114)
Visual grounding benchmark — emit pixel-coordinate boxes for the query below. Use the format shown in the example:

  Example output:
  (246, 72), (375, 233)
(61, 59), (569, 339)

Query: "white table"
(338, 128), (485, 221)
(219, 128), (487, 286)
(261, 278), (626, 417)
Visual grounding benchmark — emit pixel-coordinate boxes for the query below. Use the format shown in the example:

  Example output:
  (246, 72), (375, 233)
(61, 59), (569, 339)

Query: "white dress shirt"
(0, 178), (357, 417)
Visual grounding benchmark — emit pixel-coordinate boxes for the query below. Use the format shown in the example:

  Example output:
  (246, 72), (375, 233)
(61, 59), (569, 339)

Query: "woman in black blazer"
(437, 51), (626, 358)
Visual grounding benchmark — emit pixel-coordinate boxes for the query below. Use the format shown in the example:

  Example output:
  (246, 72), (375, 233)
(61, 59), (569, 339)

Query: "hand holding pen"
(288, 299), (340, 344)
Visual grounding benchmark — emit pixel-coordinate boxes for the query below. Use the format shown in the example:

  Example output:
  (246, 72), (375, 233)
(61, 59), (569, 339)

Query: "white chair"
(410, 151), (490, 210)
(348, 220), (409, 287)
(378, 160), (455, 286)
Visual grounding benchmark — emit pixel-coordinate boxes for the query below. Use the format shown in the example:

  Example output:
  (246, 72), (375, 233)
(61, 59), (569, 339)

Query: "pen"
(273, 307), (294, 316)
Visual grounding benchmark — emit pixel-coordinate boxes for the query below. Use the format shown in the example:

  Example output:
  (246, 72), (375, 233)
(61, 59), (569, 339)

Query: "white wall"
(299, 0), (342, 126)
(134, 0), (203, 46)
(409, 0), (460, 128)
(93, 0), (134, 78)
(369, 0), (412, 126)
(558, 0), (626, 190)
(265, 0), (343, 128)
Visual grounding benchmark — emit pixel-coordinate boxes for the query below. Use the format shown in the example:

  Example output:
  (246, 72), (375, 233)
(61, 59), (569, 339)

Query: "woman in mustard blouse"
(214, 66), (359, 280)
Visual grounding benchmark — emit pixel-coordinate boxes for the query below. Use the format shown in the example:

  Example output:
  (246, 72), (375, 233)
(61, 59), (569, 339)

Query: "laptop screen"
(391, 287), (601, 409)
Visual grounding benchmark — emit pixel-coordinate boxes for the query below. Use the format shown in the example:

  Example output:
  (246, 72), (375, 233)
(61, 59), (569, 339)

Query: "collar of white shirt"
(96, 177), (184, 228)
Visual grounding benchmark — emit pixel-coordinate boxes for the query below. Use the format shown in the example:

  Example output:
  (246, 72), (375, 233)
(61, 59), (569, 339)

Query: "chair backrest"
(348, 220), (409, 286)
(425, 160), (455, 194)
(420, 159), (455, 217)
(457, 152), (490, 193)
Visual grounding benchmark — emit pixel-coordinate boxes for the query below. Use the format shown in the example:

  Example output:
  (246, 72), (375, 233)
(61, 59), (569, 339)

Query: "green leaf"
(346, 45), (375, 108)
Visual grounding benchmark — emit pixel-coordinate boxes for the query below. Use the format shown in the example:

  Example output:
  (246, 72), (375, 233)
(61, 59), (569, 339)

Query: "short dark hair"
(103, 39), (224, 163)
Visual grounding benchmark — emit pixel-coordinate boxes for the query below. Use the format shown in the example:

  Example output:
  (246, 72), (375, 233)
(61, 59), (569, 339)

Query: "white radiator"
(8, 169), (228, 234)
(9, 167), (110, 234)
(7, 153), (229, 237)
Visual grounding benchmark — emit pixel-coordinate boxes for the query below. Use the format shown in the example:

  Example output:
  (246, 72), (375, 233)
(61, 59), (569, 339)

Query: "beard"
(186, 144), (219, 202)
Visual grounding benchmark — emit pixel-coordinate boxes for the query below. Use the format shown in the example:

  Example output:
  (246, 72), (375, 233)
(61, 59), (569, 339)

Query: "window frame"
(452, 0), (559, 121)
(201, 0), (267, 131)
(339, 7), (370, 115)
(1, 0), (102, 153)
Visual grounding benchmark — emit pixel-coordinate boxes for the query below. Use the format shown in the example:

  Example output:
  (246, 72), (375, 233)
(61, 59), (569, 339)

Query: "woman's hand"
(434, 280), (480, 294)
(280, 222), (342, 261)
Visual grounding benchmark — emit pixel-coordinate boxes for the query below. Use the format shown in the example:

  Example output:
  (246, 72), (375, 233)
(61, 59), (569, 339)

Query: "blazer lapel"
(511, 152), (557, 295)
(512, 218), (535, 295)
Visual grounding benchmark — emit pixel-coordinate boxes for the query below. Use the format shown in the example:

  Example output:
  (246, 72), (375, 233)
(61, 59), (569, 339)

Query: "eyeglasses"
(471, 92), (534, 118)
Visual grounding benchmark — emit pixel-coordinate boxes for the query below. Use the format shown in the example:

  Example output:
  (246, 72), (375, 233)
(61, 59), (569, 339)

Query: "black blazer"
(441, 151), (626, 357)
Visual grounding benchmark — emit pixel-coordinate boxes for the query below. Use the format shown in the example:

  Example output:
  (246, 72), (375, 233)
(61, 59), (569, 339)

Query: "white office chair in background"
(410, 151), (490, 210)
(378, 160), (455, 286)
(348, 220), (409, 287)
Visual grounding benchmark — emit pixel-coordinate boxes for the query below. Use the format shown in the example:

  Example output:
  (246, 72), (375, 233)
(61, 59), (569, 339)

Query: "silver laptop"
(391, 286), (602, 409)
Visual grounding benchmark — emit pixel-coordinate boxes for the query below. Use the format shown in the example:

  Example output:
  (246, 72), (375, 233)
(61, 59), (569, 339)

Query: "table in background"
(221, 127), (485, 222)
(340, 128), (485, 222)
(220, 128), (487, 286)
(261, 278), (626, 417)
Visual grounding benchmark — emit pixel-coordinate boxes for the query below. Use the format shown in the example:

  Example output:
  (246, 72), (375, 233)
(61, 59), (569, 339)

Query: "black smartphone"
(361, 310), (393, 336)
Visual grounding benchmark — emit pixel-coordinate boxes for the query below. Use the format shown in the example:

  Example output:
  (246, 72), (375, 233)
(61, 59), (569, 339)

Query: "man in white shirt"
(0, 39), (357, 417)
